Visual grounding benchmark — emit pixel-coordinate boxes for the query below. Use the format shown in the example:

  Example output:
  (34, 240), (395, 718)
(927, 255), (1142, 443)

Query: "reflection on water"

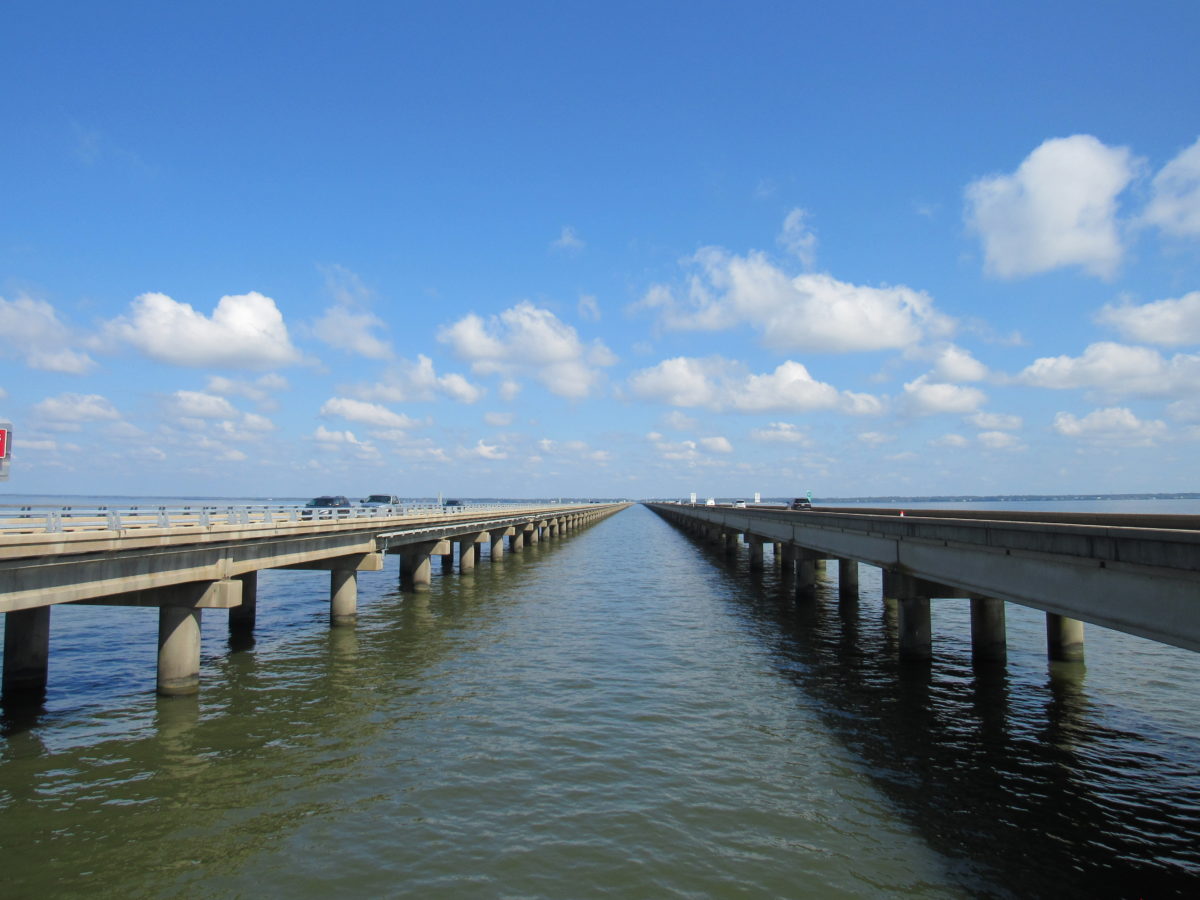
(0, 504), (1198, 898)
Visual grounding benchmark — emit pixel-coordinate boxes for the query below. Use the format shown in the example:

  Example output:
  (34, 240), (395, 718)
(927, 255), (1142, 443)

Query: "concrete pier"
(1046, 613), (1085, 662)
(157, 605), (202, 696)
(330, 567), (357, 625)
(748, 536), (764, 570)
(510, 530), (524, 551)
(401, 545), (434, 592)
(898, 595), (933, 661)
(838, 559), (859, 599)
(230, 571), (257, 637)
(459, 537), (477, 572)
(2, 606), (51, 701)
(970, 597), (1007, 663)
(490, 530), (506, 559)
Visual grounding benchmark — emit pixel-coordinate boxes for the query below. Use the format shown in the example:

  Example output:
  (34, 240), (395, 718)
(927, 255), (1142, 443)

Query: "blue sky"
(3, 1), (1199, 499)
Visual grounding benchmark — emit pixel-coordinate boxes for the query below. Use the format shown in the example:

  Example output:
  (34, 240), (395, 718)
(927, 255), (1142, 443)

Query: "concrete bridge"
(0, 502), (629, 699)
(646, 502), (1200, 664)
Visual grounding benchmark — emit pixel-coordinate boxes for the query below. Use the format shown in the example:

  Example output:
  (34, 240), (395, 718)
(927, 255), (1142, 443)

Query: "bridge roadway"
(0, 502), (629, 699)
(646, 502), (1200, 663)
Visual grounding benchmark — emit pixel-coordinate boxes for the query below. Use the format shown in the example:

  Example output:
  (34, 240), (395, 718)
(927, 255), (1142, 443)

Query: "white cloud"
(33, 393), (122, 429)
(977, 430), (1022, 450)
(320, 397), (420, 429)
(468, 439), (507, 460)
(439, 302), (615, 399)
(1097, 292), (1200, 347)
(699, 436), (733, 453)
(577, 294), (601, 321)
(777, 208), (817, 268)
(929, 344), (988, 382)
(663, 410), (698, 431)
(538, 438), (611, 463)
(1167, 397), (1200, 423)
(1018, 341), (1200, 397)
(750, 422), (811, 444)
(484, 411), (514, 427)
(206, 373), (288, 408)
(168, 390), (238, 419)
(104, 291), (301, 368)
(0, 294), (95, 374)
(1142, 136), (1200, 238)
(858, 431), (894, 445)
(1052, 407), (1168, 446)
(967, 411), (1023, 431)
(552, 226), (585, 252)
(902, 375), (986, 415)
(355, 355), (482, 405)
(931, 433), (969, 448)
(965, 135), (1136, 279)
(629, 356), (881, 415)
(640, 248), (951, 352)
(311, 305), (392, 359)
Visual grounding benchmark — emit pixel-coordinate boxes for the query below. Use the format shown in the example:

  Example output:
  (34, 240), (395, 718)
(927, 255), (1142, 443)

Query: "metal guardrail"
(0, 501), (579, 535)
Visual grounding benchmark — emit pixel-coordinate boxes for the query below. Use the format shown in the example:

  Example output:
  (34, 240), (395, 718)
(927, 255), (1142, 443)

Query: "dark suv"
(304, 496), (351, 517)
(790, 498), (812, 511)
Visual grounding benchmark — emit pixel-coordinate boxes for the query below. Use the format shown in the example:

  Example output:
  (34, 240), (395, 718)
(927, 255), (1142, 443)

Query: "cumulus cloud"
(1052, 407), (1167, 446)
(902, 375), (986, 415)
(484, 411), (514, 427)
(699, 436), (733, 453)
(777, 208), (817, 268)
(310, 264), (392, 359)
(354, 355), (482, 405)
(104, 291), (301, 368)
(0, 294), (95, 374)
(206, 373), (288, 409)
(977, 430), (1023, 450)
(965, 135), (1136, 279)
(1097, 292), (1200, 347)
(167, 390), (238, 419)
(1142, 136), (1200, 238)
(320, 397), (420, 429)
(467, 439), (507, 460)
(858, 431), (894, 445)
(538, 438), (611, 463)
(967, 411), (1023, 431)
(663, 410), (698, 431)
(629, 356), (882, 415)
(439, 302), (615, 399)
(577, 294), (601, 321)
(1018, 342), (1200, 397)
(749, 422), (811, 444)
(639, 248), (951, 352)
(552, 226), (585, 252)
(931, 433), (970, 448)
(929, 344), (989, 382)
(33, 393), (122, 430)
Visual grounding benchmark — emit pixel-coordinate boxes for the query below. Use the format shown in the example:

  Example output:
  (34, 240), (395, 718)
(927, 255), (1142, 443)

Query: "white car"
(705, 497), (716, 506)
(733, 500), (747, 508)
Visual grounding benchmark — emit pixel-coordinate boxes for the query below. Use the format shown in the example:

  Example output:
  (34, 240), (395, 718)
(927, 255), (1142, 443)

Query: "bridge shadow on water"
(685, 534), (1200, 900)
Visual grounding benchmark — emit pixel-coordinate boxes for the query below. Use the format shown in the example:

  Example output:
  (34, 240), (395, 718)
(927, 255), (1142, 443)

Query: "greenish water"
(1, 503), (1198, 897)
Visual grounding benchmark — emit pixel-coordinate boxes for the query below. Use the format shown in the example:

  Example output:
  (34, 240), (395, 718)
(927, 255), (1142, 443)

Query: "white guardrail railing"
(0, 502), (592, 535)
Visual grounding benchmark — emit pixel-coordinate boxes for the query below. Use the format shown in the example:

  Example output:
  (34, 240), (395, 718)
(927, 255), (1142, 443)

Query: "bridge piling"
(970, 597), (1007, 663)
(1046, 613), (1085, 662)
(230, 571), (257, 642)
(2, 606), (51, 702)
(330, 568), (357, 625)
(158, 606), (202, 696)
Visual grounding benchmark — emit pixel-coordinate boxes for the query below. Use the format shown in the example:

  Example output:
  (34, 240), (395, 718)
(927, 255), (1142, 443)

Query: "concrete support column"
(441, 552), (454, 572)
(748, 536), (764, 570)
(2, 606), (51, 701)
(491, 531), (506, 559)
(814, 558), (827, 573)
(796, 552), (818, 595)
(510, 530), (525, 551)
(779, 543), (797, 576)
(330, 568), (357, 626)
(723, 531), (738, 555)
(1046, 613), (1085, 662)
(157, 606), (202, 696)
(838, 559), (859, 598)
(899, 596), (932, 661)
(401, 546), (433, 592)
(230, 571), (257, 635)
(458, 539), (477, 571)
(773, 542), (782, 566)
(970, 597), (1007, 663)
(528, 524), (540, 545)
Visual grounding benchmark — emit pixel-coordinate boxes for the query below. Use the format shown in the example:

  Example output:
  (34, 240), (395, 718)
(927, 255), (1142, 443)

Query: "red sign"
(0, 428), (7, 458)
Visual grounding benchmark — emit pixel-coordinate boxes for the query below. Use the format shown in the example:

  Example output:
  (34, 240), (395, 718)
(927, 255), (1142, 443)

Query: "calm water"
(1, 501), (1198, 897)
